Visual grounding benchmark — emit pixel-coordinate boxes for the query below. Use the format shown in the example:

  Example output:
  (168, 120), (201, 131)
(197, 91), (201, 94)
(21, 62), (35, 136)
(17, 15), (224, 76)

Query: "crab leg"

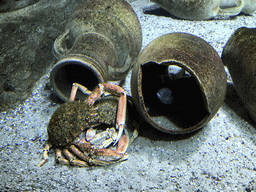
(63, 146), (90, 166)
(115, 92), (126, 145)
(70, 83), (92, 101)
(37, 143), (52, 167)
(86, 83), (126, 105)
(56, 148), (70, 165)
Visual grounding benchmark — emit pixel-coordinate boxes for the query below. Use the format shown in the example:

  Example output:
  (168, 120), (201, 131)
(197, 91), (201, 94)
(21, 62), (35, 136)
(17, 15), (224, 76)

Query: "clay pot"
(150, 0), (255, 20)
(222, 27), (256, 122)
(241, 0), (256, 14)
(50, 0), (142, 101)
(131, 33), (227, 134)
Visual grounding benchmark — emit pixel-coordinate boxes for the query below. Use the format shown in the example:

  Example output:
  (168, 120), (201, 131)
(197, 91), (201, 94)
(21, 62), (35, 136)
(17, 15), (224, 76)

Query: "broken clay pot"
(131, 33), (227, 134)
(222, 27), (256, 123)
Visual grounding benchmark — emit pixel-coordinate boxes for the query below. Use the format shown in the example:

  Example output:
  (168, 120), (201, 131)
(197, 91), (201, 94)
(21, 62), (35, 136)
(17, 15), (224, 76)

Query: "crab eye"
(156, 87), (174, 105)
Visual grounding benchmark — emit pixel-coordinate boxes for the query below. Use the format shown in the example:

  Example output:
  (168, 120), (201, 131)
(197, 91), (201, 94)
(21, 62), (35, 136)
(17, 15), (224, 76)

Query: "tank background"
(0, 0), (87, 111)
(0, 0), (256, 191)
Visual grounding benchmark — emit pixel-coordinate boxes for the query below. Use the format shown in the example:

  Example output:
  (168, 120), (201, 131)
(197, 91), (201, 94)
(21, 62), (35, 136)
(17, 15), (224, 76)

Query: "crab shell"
(47, 97), (118, 148)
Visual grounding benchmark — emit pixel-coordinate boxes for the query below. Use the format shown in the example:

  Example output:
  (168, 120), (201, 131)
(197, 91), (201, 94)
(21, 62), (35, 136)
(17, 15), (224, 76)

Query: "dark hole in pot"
(51, 62), (100, 101)
(141, 62), (208, 128)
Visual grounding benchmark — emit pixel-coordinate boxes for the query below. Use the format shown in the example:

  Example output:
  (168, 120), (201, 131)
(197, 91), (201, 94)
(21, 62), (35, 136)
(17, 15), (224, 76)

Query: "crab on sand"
(38, 83), (137, 167)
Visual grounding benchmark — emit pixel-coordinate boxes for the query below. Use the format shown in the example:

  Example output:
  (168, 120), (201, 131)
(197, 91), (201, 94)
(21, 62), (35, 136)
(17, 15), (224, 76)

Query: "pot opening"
(141, 62), (209, 129)
(50, 61), (101, 101)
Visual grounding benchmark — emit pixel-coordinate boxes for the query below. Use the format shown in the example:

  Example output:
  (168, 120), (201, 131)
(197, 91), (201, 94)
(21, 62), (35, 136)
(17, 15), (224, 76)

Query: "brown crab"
(38, 83), (134, 167)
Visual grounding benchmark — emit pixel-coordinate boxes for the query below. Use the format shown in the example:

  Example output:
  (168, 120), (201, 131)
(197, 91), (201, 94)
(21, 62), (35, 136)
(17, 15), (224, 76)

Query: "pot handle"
(52, 29), (70, 59)
(217, 0), (244, 17)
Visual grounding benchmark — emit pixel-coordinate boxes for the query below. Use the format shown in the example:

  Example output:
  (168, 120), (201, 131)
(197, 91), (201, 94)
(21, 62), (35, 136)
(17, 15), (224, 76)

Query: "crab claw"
(115, 129), (129, 153)
(73, 130), (129, 166)
(90, 130), (129, 165)
(114, 124), (124, 146)
(86, 128), (118, 148)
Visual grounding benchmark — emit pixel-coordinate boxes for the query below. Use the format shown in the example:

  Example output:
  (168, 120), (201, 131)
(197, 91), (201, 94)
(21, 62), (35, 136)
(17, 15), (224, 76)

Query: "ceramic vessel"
(131, 33), (227, 134)
(151, 0), (255, 20)
(50, 0), (142, 101)
(222, 27), (256, 122)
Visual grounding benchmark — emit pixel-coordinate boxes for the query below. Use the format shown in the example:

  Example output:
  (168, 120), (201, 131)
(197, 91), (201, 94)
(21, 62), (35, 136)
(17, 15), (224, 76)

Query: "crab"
(38, 82), (136, 167)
